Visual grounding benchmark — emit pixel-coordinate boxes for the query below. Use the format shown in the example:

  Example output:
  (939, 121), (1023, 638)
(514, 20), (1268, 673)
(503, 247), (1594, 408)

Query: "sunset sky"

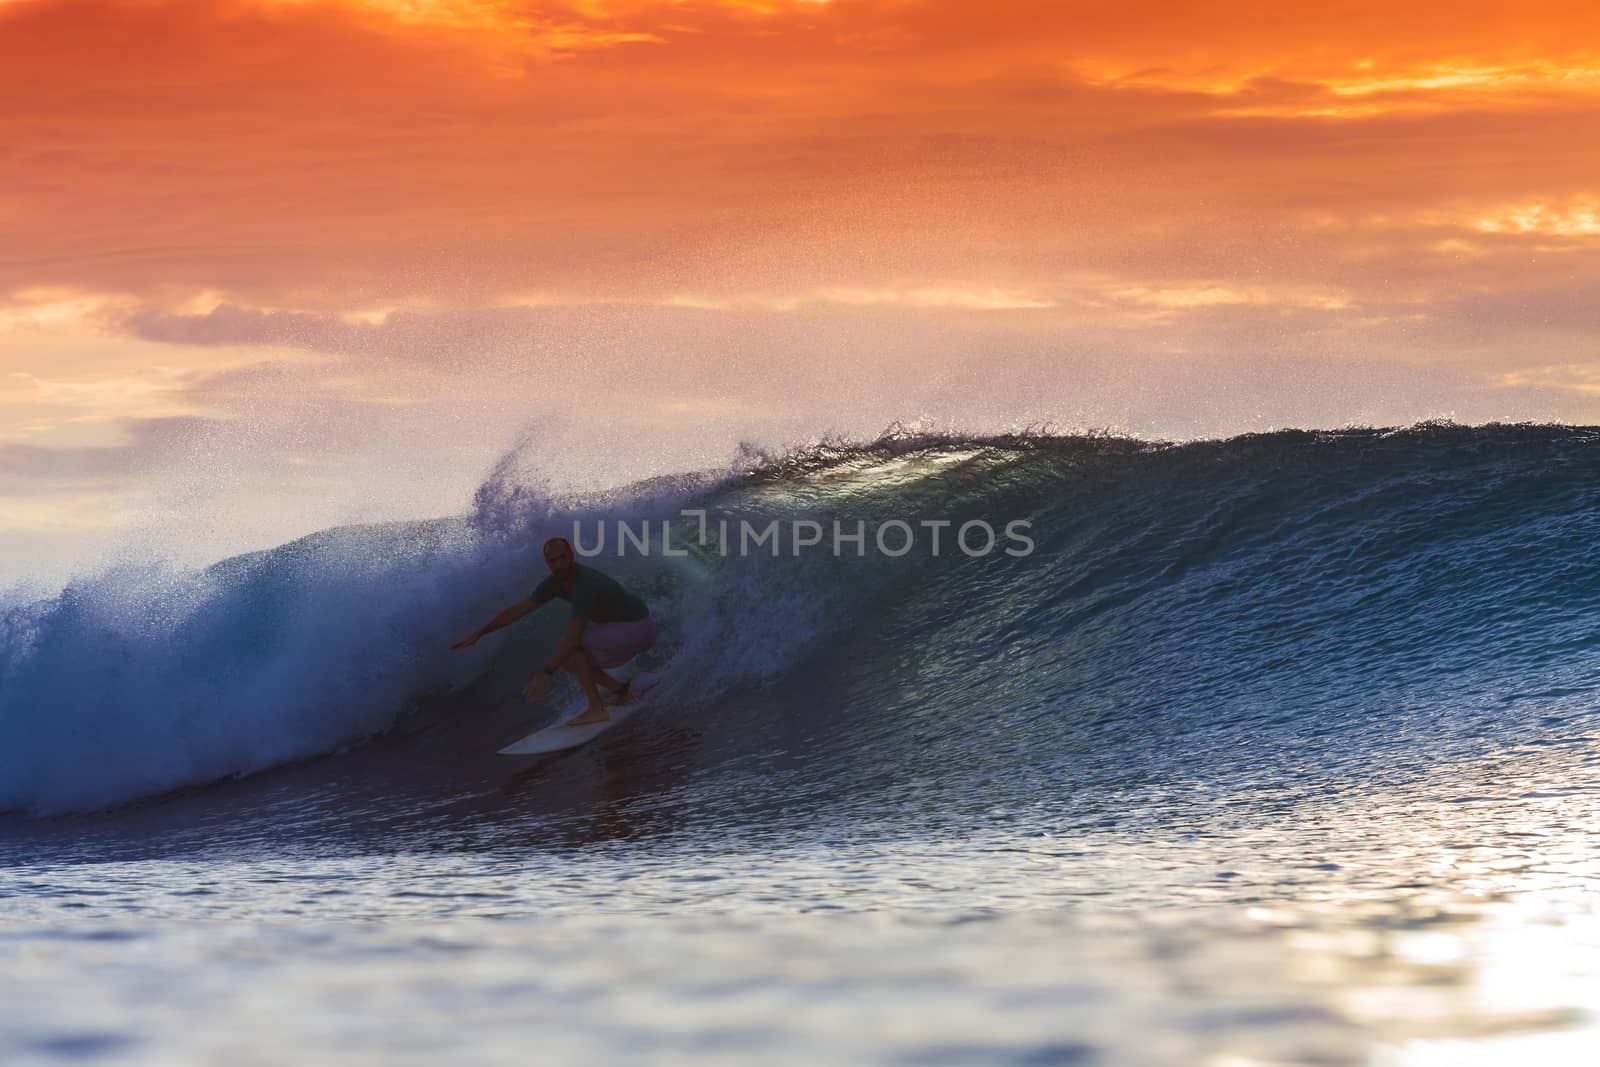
(3, 0), (1598, 584)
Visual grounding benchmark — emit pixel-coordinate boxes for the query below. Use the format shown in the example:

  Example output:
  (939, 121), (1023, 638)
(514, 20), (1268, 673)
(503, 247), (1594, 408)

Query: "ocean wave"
(4, 421), (1599, 817)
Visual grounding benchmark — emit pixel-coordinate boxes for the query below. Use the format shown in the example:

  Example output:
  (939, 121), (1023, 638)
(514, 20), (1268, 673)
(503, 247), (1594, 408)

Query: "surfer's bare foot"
(565, 705), (612, 728)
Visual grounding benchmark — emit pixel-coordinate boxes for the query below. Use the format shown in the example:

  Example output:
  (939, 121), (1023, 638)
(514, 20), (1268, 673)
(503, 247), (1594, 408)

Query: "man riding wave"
(451, 537), (657, 727)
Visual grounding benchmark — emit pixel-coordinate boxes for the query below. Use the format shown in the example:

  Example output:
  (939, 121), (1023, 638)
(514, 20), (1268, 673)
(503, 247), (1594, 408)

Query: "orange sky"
(2, 0), (1599, 582)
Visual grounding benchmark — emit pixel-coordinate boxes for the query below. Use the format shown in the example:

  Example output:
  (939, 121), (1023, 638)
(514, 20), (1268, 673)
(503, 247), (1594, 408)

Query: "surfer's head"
(542, 536), (577, 580)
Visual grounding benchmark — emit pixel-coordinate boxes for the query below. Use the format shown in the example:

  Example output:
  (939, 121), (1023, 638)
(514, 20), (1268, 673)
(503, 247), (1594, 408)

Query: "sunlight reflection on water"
(4, 785), (1599, 1067)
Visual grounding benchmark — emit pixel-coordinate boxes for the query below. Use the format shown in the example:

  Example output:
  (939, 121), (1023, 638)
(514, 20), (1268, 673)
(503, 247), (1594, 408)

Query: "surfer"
(450, 536), (657, 727)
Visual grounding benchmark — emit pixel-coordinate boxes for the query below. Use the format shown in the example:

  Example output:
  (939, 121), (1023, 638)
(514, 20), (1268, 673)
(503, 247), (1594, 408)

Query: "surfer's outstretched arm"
(450, 595), (545, 649)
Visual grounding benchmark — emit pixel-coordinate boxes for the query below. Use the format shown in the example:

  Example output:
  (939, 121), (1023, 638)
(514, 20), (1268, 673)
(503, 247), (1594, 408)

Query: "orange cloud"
(9, 0), (1600, 583)
(1474, 200), (1600, 238)
(0, 0), (1595, 315)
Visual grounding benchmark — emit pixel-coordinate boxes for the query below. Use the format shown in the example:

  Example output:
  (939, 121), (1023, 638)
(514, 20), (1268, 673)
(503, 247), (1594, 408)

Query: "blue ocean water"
(3, 423), (1600, 1064)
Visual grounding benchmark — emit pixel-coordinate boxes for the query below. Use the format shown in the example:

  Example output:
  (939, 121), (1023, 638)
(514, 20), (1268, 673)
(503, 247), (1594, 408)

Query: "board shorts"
(581, 616), (657, 669)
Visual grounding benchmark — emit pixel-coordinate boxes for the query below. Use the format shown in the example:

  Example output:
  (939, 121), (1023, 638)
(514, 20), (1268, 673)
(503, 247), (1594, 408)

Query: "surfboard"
(497, 670), (667, 756)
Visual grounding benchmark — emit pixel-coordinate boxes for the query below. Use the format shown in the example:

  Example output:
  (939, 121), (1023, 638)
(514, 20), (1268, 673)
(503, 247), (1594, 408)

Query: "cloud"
(118, 304), (370, 351)
(1472, 200), (1600, 237)
(10, 367), (199, 419)
(4, 0), (1600, 584)
(1497, 365), (1600, 396)
(1, 0), (1596, 309)
(0, 416), (219, 486)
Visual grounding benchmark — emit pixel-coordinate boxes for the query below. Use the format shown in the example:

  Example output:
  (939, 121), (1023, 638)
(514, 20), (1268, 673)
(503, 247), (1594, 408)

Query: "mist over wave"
(4, 421), (1600, 819)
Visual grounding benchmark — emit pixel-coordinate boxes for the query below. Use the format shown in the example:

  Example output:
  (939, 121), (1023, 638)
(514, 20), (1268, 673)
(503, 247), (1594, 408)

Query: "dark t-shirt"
(533, 564), (649, 624)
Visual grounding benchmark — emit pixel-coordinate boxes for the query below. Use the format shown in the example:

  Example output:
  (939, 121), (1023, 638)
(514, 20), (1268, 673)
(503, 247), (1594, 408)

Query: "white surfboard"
(497, 670), (667, 756)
